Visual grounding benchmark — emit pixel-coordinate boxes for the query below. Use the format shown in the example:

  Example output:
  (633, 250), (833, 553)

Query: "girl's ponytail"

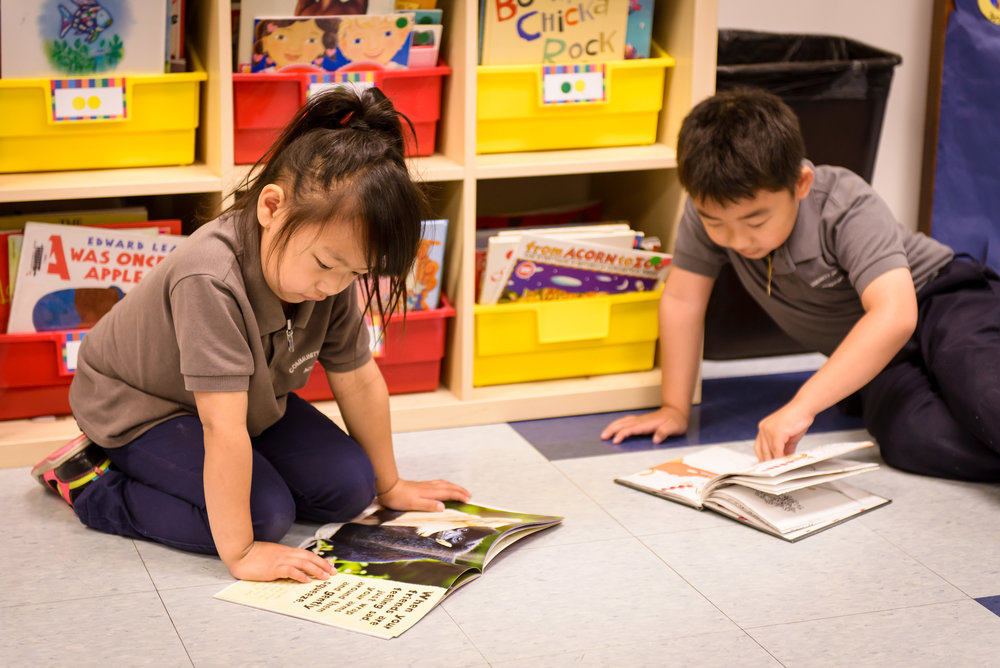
(225, 85), (428, 325)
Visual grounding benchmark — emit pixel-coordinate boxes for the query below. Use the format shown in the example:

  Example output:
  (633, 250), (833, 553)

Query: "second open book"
(615, 441), (890, 541)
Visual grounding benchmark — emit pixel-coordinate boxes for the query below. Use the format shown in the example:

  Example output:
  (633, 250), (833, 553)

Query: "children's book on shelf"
(477, 223), (641, 305)
(215, 501), (562, 639)
(487, 233), (670, 305)
(624, 0), (654, 59)
(1, 219), (180, 334)
(479, 0), (630, 66)
(235, 0), (398, 68)
(407, 218), (447, 311)
(615, 441), (891, 542)
(359, 218), (447, 314)
(6, 222), (185, 334)
(1, 0), (168, 78)
(250, 13), (414, 72)
(167, 0), (186, 71)
(0, 206), (149, 231)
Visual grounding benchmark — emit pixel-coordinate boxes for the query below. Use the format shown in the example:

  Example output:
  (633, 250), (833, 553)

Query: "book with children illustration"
(479, 0), (630, 66)
(488, 233), (670, 305)
(615, 441), (891, 541)
(1, 219), (179, 333)
(407, 218), (447, 311)
(6, 222), (185, 334)
(477, 223), (640, 305)
(1, 0), (168, 78)
(249, 12), (414, 72)
(235, 0), (397, 67)
(215, 501), (563, 639)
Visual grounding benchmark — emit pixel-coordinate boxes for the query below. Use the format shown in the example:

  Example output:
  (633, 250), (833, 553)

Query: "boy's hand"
(227, 541), (336, 583)
(601, 406), (688, 445)
(755, 402), (814, 461)
(378, 478), (471, 513)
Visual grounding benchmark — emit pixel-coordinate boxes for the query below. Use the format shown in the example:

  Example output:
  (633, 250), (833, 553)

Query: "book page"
(304, 502), (563, 575)
(738, 441), (874, 479)
(707, 480), (890, 537)
(215, 573), (448, 639)
(615, 446), (759, 507)
(723, 459), (879, 495)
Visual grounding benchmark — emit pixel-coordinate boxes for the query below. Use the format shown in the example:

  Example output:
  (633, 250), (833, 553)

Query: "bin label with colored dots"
(308, 72), (376, 100)
(541, 64), (606, 105)
(50, 78), (126, 122)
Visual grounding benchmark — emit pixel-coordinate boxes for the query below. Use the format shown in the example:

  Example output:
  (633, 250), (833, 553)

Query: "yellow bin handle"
(536, 299), (610, 343)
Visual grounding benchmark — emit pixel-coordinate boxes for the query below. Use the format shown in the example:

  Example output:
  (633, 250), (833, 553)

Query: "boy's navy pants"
(73, 393), (376, 554)
(861, 257), (1000, 481)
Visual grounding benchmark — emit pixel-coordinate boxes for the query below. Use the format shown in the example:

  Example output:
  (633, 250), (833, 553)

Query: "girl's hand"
(227, 541), (336, 583)
(755, 402), (814, 462)
(600, 406), (689, 444)
(378, 478), (471, 512)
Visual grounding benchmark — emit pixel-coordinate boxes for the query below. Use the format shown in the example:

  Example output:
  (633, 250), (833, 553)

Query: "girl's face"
(261, 20), (327, 68)
(338, 16), (411, 65)
(257, 184), (368, 304)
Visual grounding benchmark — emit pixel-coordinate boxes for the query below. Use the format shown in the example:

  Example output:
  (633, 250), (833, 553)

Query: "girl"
(31, 87), (470, 584)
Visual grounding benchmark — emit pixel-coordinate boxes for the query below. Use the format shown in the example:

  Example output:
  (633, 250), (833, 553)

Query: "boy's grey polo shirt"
(70, 214), (372, 448)
(672, 164), (954, 356)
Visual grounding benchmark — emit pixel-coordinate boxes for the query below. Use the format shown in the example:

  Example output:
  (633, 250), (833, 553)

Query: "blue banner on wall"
(931, 0), (1000, 270)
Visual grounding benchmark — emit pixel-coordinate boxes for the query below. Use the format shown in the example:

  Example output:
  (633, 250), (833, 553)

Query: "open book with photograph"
(215, 501), (562, 639)
(615, 441), (890, 542)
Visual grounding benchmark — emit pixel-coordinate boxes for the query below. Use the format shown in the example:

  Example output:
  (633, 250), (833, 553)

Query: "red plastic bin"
(0, 329), (85, 420)
(296, 296), (455, 401)
(0, 298), (454, 421)
(233, 63), (450, 163)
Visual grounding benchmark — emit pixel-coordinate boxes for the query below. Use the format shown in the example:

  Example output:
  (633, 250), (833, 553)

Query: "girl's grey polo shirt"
(672, 164), (953, 356)
(69, 214), (372, 448)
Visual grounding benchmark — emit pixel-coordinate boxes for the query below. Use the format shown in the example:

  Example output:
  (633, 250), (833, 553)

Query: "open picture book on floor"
(215, 501), (562, 638)
(615, 441), (890, 541)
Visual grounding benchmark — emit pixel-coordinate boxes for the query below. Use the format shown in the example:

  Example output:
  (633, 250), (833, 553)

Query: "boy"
(601, 88), (1000, 481)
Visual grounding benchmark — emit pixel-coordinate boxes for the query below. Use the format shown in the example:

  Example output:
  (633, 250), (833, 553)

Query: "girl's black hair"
(677, 88), (806, 205)
(224, 86), (427, 325)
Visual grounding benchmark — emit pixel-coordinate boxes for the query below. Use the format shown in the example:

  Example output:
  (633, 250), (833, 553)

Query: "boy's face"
(694, 166), (814, 260)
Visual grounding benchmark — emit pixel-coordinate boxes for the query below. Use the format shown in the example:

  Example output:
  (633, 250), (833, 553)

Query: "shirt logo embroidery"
(289, 350), (319, 374)
(809, 269), (845, 288)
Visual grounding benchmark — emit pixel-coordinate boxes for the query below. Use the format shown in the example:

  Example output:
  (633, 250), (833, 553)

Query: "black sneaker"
(31, 433), (110, 507)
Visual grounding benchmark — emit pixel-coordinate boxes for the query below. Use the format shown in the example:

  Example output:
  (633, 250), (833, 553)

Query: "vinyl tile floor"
(4, 355), (1000, 667)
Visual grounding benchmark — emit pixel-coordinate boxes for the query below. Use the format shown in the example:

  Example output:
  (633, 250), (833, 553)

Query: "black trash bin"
(702, 30), (902, 360)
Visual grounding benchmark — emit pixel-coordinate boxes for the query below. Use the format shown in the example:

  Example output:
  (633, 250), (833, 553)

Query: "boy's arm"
(195, 390), (335, 583)
(326, 357), (470, 511)
(601, 266), (716, 444)
(754, 266), (918, 460)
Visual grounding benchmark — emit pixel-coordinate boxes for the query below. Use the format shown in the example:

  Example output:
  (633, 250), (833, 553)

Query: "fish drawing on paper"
(59, 0), (114, 44)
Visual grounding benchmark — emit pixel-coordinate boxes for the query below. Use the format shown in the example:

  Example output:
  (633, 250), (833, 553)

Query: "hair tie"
(340, 110), (354, 126)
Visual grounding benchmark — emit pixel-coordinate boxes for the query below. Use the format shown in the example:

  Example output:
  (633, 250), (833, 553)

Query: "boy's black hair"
(225, 86), (427, 324)
(676, 88), (806, 205)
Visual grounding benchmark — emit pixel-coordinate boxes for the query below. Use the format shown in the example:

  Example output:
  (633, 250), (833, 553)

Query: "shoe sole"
(30, 433), (93, 483)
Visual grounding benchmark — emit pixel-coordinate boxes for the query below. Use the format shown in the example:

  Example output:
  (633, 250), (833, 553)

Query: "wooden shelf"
(0, 164), (223, 203)
(475, 143), (677, 180)
(0, 0), (719, 466)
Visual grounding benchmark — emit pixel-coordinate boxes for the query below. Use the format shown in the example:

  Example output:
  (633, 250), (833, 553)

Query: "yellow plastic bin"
(0, 54), (207, 173)
(473, 290), (661, 386)
(476, 44), (674, 154)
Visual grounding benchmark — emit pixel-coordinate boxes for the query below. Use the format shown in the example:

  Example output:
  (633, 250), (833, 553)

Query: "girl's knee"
(250, 483), (296, 543)
(305, 447), (376, 522)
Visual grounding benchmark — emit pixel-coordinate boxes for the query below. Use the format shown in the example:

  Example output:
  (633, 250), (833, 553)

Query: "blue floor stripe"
(511, 371), (865, 461)
(975, 595), (1000, 617)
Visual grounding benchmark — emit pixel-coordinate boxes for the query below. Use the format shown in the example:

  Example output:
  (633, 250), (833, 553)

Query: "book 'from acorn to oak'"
(215, 501), (562, 639)
(615, 441), (890, 541)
